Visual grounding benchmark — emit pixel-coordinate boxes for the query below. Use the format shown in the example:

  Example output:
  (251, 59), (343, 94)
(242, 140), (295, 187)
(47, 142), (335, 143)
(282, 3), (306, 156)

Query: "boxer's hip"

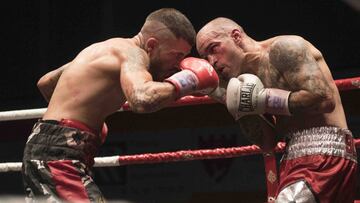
(277, 126), (358, 202)
(23, 119), (102, 167)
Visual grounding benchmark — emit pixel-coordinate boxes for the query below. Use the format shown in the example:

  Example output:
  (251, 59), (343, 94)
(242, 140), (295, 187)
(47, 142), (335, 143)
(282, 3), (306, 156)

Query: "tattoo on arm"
(269, 37), (333, 114)
(121, 48), (176, 113)
(131, 83), (175, 112)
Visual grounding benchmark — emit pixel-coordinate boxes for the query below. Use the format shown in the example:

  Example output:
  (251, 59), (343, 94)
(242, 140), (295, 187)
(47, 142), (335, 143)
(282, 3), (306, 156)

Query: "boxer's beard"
(149, 57), (166, 81)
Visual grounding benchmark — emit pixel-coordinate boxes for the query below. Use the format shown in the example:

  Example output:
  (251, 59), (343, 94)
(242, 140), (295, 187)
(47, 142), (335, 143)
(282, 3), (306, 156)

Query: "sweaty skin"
(38, 29), (191, 132)
(197, 18), (346, 137)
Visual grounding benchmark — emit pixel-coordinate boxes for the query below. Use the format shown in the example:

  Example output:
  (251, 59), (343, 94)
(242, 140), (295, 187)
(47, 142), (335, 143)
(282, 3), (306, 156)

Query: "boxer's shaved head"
(199, 17), (244, 36)
(196, 17), (244, 52)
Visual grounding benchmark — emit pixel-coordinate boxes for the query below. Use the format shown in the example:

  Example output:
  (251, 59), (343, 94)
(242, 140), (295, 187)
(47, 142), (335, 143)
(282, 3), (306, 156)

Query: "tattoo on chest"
(257, 65), (289, 89)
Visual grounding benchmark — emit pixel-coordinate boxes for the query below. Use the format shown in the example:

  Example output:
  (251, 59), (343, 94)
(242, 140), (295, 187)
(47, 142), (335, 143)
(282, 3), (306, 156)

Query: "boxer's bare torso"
(197, 31), (346, 143)
(42, 35), (183, 131)
(43, 38), (138, 129)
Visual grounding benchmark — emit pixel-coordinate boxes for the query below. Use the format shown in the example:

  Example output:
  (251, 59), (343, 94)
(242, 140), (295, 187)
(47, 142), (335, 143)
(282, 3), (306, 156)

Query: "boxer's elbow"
(317, 93), (336, 113)
(128, 103), (146, 113)
(37, 75), (50, 90)
(129, 101), (156, 113)
(308, 92), (336, 114)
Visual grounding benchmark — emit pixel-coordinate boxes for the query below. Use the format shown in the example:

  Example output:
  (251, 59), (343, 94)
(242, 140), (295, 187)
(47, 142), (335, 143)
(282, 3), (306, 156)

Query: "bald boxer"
(22, 8), (219, 202)
(197, 17), (357, 203)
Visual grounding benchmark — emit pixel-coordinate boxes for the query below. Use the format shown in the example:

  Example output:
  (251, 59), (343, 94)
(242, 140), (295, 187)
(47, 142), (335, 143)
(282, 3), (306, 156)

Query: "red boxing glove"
(165, 57), (219, 97)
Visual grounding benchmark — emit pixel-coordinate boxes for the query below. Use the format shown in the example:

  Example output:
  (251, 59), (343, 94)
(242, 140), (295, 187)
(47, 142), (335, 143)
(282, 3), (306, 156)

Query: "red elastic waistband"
(59, 119), (99, 135)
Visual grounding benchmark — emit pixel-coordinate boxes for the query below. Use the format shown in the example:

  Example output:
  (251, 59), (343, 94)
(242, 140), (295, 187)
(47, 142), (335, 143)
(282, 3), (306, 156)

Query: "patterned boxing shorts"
(22, 119), (105, 203)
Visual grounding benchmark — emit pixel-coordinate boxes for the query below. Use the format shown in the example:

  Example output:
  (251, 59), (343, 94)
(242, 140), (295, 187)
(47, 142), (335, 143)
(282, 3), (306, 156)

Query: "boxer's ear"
(231, 29), (242, 45)
(145, 37), (158, 53)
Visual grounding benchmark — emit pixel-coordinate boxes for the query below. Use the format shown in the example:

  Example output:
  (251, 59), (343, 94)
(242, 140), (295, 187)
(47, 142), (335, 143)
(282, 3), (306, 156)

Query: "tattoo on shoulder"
(269, 37), (332, 109)
(269, 37), (308, 72)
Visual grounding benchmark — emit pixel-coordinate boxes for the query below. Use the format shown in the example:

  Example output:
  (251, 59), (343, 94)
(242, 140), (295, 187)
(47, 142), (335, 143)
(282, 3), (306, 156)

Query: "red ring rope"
(100, 139), (359, 166)
(334, 76), (360, 91)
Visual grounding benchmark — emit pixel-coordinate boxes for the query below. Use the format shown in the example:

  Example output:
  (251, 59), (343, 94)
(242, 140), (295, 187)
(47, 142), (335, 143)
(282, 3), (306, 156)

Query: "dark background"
(0, 0), (359, 202)
(0, 0), (359, 111)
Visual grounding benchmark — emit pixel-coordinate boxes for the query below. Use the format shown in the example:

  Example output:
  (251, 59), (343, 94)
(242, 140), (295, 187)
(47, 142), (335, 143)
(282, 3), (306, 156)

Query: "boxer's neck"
(133, 33), (145, 49)
(241, 51), (267, 75)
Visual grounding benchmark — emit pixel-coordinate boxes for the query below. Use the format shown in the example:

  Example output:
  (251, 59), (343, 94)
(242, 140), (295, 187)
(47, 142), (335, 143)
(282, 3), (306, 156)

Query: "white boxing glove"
(226, 73), (291, 120)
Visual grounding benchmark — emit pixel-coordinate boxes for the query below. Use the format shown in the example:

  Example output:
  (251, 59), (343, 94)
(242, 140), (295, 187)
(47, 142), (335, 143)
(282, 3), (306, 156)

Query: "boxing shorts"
(275, 126), (357, 203)
(22, 119), (106, 203)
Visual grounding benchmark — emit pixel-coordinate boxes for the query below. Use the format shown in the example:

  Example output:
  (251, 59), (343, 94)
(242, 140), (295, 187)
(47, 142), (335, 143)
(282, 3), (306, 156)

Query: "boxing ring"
(0, 76), (359, 202)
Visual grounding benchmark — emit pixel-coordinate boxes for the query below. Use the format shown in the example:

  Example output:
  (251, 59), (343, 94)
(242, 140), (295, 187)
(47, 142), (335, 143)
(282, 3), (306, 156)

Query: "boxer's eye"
(209, 44), (219, 54)
(176, 53), (184, 60)
(170, 52), (184, 61)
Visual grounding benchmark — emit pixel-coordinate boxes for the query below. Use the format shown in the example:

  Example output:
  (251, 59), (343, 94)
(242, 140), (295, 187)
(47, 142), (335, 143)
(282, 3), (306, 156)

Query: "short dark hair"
(146, 8), (196, 46)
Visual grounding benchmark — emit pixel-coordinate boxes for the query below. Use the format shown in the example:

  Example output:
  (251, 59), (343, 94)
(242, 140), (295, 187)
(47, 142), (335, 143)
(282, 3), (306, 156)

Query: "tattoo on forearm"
(129, 83), (172, 113)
